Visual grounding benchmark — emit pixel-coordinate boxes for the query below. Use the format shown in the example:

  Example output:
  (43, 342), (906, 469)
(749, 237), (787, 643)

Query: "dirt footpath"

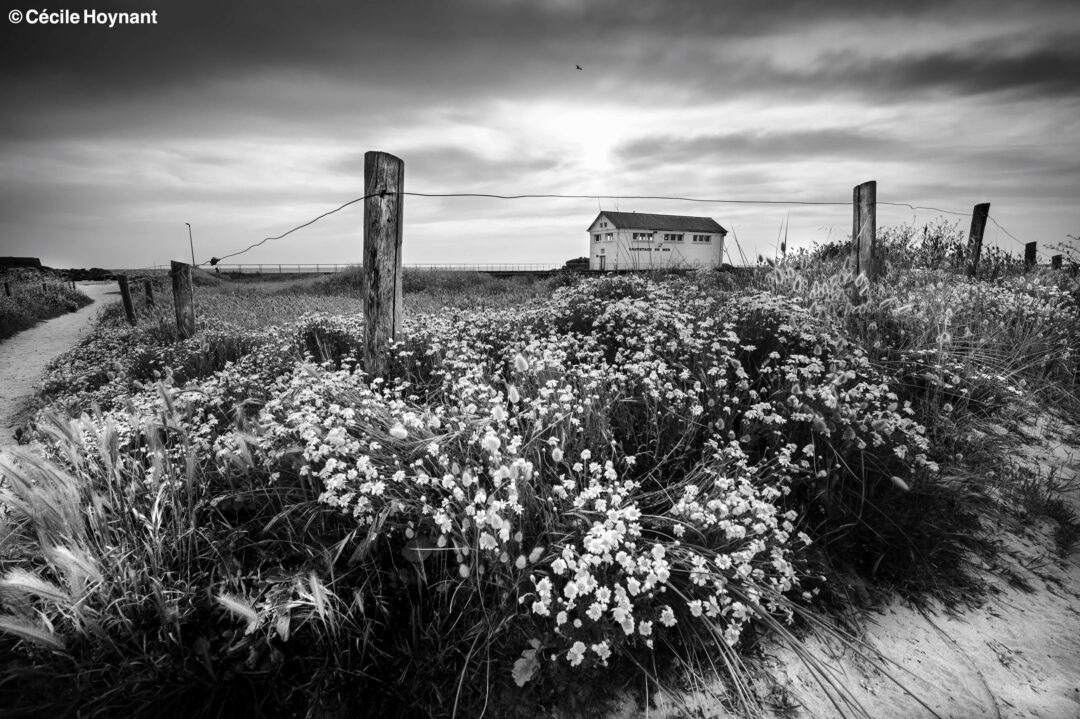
(0, 282), (117, 452)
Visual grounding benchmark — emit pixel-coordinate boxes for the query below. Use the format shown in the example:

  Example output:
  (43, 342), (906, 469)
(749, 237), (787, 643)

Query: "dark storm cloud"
(0, 0), (905, 89)
(2, 0), (1077, 147)
(6, 0), (1073, 114)
(0, 2), (541, 140)
(804, 42), (1080, 100)
(617, 126), (1080, 183)
(623, 35), (1080, 108)
(1, 1), (596, 101)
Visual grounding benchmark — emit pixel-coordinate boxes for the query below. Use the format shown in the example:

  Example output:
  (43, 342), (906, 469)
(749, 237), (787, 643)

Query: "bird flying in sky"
(576, 65), (582, 70)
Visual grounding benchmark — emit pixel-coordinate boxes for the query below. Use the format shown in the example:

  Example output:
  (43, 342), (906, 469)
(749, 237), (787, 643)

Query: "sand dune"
(616, 416), (1080, 719)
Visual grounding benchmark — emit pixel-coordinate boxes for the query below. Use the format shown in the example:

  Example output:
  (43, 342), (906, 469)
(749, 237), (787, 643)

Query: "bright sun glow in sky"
(1, 0), (1078, 269)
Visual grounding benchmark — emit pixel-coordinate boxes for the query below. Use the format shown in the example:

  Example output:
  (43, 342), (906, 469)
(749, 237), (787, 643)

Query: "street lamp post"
(185, 222), (196, 317)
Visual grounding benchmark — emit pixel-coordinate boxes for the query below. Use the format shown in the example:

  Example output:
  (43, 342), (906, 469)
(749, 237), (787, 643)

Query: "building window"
(605, 233), (614, 242)
(593, 234), (602, 242)
(692, 235), (711, 243)
(632, 232), (654, 241)
(664, 233), (684, 242)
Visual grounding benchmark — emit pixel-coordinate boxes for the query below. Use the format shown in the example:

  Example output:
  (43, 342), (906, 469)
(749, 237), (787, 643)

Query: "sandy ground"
(615, 415), (1080, 719)
(767, 416), (1080, 719)
(764, 520), (1080, 719)
(0, 282), (117, 452)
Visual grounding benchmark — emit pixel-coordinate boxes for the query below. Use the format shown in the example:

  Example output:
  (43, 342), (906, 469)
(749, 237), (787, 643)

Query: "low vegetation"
(1, 223), (1078, 718)
(0, 269), (92, 341)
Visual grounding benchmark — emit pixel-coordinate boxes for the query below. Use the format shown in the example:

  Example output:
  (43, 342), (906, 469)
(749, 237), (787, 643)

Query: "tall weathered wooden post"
(1024, 242), (1037, 270)
(966, 203), (990, 277)
(851, 181), (876, 280)
(363, 151), (405, 378)
(3, 282), (10, 297)
(1051, 255), (1063, 270)
(144, 279), (155, 308)
(117, 275), (137, 325)
(170, 261), (196, 338)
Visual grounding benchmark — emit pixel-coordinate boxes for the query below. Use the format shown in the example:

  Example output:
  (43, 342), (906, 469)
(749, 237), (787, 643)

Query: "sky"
(2, 0), (1079, 269)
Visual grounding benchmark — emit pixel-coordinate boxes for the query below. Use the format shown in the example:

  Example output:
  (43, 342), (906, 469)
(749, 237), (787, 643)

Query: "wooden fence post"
(1024, 242), (1037, 269)
(170, 261), (196, 338)
(42, 281), (47, 292)
(966, 203), (990, 277)
(3, 282), (9, 297)
(144, 279), (155, 308)
(117, 275), (137, 325)
(363, 150), (405, 377)
(851, 180), (876, 279)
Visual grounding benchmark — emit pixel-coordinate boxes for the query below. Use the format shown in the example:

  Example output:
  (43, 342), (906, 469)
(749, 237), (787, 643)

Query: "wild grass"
(0, 269), (92, 341)
(756, 223), (1079, 602)
(2, 224), (1078, 718)
(321, 265), (565, 313)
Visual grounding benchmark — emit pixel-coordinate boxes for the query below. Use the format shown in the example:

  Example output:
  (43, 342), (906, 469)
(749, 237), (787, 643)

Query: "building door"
(598, 254), (606, 271)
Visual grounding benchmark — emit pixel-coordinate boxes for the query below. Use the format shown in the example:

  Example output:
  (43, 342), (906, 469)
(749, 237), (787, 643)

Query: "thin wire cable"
(199, 193), (377, 266)
(878, 201), (973, 218)
(406, 191), (983, 219)
(198, 188), (1037, 266)
(202, 191), (855, 266)
(401, 191), (853, 207)
(987, 216), (1028, 248)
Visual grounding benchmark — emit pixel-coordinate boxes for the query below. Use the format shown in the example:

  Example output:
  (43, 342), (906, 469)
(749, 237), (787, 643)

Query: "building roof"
(590, 211), (727, 234)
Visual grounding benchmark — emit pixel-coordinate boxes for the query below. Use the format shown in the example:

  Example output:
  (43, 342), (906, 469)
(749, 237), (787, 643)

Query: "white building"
(586, 212), (728, 271)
